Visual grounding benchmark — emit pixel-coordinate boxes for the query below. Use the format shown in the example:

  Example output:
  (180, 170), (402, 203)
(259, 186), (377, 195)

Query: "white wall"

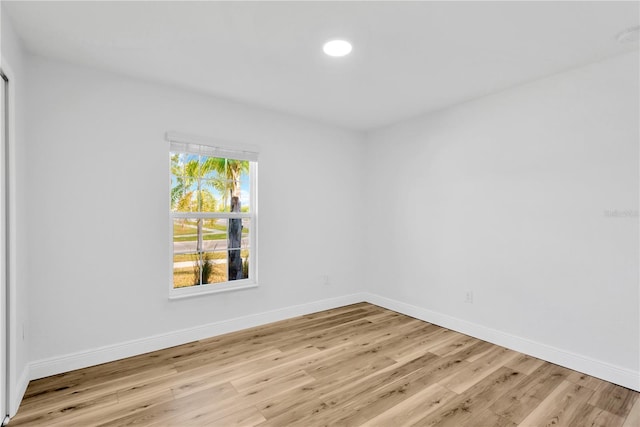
(25, 55), (366, 368)
(1, 9), (30, 415)
(365, 51), (639, 386)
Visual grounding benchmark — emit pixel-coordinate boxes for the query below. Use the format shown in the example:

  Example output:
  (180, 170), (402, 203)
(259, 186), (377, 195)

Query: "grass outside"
(173, 264), (228, 288)
(174, 234), (226, 242)
(173, 221), (249, 242)
(173, 250), (249, 287)
(173, 250), (248, 263)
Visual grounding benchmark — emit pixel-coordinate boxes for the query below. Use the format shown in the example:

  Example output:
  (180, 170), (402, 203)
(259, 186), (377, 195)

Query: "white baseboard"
(363, 292), (640, 392)
(29, 293), (367, 381)
(27, 291), (639, 393)
(10, 365), (29, 417)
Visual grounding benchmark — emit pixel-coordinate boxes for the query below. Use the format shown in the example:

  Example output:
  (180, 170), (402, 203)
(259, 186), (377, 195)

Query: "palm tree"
(202, 157), (249, 280)
(202, 157), (249, 210)
(170, 154), (196, 211)
(171, 154), (219, 212)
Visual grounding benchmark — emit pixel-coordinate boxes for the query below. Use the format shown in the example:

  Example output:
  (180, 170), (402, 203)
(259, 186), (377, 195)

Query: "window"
(168, 132), (258, 298)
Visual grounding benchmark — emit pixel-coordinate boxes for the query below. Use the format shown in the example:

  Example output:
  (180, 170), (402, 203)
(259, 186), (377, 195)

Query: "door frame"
(0, 67), (8, 425)
(0, 57), (18, 421)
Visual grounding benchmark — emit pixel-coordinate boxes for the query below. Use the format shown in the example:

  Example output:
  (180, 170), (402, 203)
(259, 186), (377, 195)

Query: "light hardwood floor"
(9, 303), (640, 426)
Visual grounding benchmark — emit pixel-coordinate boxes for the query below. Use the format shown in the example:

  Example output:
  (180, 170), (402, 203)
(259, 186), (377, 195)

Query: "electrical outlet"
(322, 275), (330, 286)
(464, 291), (474, 304)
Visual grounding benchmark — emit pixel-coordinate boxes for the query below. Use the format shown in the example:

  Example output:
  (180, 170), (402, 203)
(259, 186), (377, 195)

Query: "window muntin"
(169, 138), (257, 296)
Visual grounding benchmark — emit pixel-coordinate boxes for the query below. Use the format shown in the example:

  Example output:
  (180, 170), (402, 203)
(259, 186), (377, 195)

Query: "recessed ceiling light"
(616, 26), (640, 43)
(323, 39), (352, 57)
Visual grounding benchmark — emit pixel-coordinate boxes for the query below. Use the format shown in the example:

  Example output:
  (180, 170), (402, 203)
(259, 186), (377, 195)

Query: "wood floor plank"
(504, 353), (546, 375)
(229, 345), (321, 391)
(307, 351), (398, 387)
(255, 397), (329, 426)
(566, 402), (626, 427)
(622, 396), (640, 427)
(393, 330), (494, 364)
(488, 362), (572, 423)
(234, 369), (315, 407)
(87, 388), (175, 427)
(565, 370), (609, 390)
(361, 383), (457, 426)
(10, 391), (119, 427)
(518, 380), (596, 426)
(8, 303), (639, 427)
(438, 345), (519, 394)
(294, 352), (474, 426)
(206, 406), (266, 427)
(157, 386), (260, 426)
(170, 348), (285, 395)
(16, 365), (178, 415)
(317, 352), (444, 407)
(98, 385), (239, 427)
(465, 408), (518, 427)
(275, 319), (377, 352)
(410, 366), (526, 427)
(313, 320), (392, 350)
(428, 332), (481, 357)
(320, 359), (464, 426)
(299, 354), (399, 401)
(588, 381), (639, 417)
(171, 343), (282, 372)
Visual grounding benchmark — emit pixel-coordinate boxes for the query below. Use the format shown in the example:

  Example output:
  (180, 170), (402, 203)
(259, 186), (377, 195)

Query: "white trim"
(168, 282), (258, 300)
(29, 293), (367, 380)
(9, 365), (28, 417)
(172, 212), (252, 219)
(26, 292), (639, 392)
(0, 57), (20, 418)
(362, 293), (640, 392)
(166, 131), (260, 161)
(249, 161), (258, 283)
(0, 67), (7, 423)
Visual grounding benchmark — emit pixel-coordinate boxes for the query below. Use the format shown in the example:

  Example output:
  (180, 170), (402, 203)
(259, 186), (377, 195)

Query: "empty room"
(0, 1), (639, 426)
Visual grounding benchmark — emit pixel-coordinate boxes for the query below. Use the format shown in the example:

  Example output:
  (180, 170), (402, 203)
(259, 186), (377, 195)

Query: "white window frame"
(167, 132), (258, 299)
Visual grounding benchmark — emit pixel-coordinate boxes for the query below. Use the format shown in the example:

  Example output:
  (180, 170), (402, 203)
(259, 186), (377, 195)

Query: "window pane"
(241, 218), (251, 247)
(197, 189), (217, 212)
(200, 156), (225, 213)
(200, 157), (250, 213)
(200, 156), (219, 189)
(173, 219), (199, 253)
(173, 253), (200, 288)
(240, 170), (250, 213)
(171, 152), (199, 212)
(170, 176), (198, 212)
(240, 219), (251, 280)
(227, 217), (249, 281)
(199, 155), (219, 178)
(201, 218), (226, 252)
(202, 251), (228, 284)
(201, 218), (228, 252)
(170, 152), (189, 176)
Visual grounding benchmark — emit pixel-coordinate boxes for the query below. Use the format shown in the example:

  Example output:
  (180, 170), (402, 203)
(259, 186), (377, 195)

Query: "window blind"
(166, 131), (259, 162)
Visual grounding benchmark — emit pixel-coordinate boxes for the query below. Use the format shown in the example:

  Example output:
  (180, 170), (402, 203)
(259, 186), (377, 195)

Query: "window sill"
(169, 281), (258, 300)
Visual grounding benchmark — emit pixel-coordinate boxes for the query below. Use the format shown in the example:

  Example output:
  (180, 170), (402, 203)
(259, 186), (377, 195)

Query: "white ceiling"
(4, 1), (639, 131)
